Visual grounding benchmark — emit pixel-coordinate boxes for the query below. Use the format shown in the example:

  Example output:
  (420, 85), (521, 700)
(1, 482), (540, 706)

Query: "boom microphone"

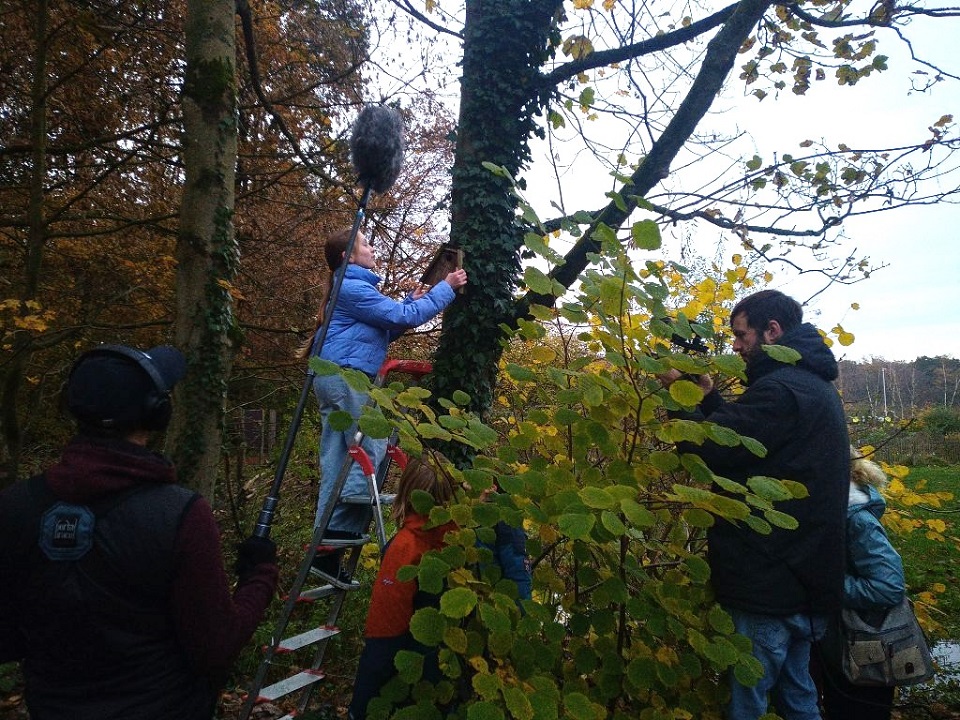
(349, 104), (405, 194)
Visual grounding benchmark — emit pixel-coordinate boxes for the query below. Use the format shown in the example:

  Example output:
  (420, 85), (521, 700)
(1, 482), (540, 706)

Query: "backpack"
(822, 596), (936, 687)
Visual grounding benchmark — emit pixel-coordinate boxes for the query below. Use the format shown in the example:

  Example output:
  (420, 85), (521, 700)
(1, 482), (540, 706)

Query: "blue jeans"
(313, 372), (387, 535)
(726, 607), (827, 720)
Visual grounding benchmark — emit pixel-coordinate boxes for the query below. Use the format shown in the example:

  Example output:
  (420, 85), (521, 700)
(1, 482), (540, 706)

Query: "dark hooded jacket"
(683, 322), (849, 616)
(0, 436), (278, 720)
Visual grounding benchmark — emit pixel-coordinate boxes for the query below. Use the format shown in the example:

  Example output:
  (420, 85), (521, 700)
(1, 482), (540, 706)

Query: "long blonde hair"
(392, 451), (457, 526)
(850, 446), (888, 489)
(296, 228), (356, 359)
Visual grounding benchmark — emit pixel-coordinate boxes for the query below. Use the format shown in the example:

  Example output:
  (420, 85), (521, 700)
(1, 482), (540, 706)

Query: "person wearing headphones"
(0, 344), (279, 720)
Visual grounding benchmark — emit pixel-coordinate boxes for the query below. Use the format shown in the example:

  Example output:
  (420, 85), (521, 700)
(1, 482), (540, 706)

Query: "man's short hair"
(731, 290), (803, 334)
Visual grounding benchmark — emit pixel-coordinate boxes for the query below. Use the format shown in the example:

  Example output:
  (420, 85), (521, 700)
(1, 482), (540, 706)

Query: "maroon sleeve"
(169, 497), (279, 678)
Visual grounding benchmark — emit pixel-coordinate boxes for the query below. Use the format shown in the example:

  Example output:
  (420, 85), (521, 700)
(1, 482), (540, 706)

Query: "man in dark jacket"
(0, 344), (279, 720)
(661, 290), (848, 720)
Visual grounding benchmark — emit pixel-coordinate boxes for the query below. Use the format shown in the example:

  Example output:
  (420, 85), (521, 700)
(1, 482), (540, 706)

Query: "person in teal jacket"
(815, 447), (906, 720)
(303, 228), (467, 587)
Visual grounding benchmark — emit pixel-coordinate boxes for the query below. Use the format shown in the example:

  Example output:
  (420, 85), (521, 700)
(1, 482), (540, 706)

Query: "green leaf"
(562, 692), (598, 720)
(684, 554), (711, 583)
(503, 686), (535, 720)
(763, 508), (799, 530)
(467, 700), (504, 720)
(523, 266), (553, 295)
(740, 435), (767, 457)
(359, 411), (392, 439)
(440, 587), (478, 619)
(682, 507), (715, 528)
(631, 219), (662, 250)
(505, 362), (537, 382)
(416, 422), (453, 441)
(762, 343), (801, 364)
(668, 379), (704, 406)
(746, 476), (795, 501)
(452, 389), (471, 406)
(648, 450), (680, 471)
(409, 607), (445, 645)
(601, 510), (626, 535)
(558, 512), (596, 540)
(620, 499), (656, 528)
(395, 649), (425, 683)
(746, 154), (763, 171)
(327, 409), (353, 432)
(580, 486), (616, 509)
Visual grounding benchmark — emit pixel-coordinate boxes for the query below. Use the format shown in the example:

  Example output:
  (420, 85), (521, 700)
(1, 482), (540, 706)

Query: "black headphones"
(66, 344), (173, 431)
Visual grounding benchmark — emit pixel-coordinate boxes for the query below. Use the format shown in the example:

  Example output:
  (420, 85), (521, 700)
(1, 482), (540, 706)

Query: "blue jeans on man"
(313, 372), (387, 536)
(726, 608), (827, 720)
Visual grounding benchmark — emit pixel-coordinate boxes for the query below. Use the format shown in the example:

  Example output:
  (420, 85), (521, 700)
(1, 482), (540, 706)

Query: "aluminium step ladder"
(238, 359), (433, 720)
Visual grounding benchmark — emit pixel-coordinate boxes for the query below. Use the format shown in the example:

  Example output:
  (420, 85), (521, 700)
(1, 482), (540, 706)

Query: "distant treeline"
(837, 355), (960, 419)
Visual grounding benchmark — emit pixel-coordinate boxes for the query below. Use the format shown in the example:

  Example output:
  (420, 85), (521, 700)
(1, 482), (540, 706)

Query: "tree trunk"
(170, 0), (238, 497)
(1, 0), (49, 486)
(431, 0), (562, 415)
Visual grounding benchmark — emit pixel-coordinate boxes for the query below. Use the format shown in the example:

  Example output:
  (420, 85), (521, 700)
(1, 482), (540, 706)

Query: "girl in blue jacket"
(817, 448), (906, 720)
(305, 228), (467, 586)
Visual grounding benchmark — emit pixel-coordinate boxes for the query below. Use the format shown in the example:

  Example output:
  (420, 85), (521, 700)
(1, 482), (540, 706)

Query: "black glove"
(235, 535), (277, 579)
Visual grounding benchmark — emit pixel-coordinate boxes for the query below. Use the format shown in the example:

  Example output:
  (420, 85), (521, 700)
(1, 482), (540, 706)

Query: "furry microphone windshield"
(349, 105), (405, 194)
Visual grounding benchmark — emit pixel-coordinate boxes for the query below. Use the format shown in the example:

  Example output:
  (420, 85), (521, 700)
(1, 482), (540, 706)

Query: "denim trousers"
(726, 607), (827, 720)
(313, 372), (387, 535)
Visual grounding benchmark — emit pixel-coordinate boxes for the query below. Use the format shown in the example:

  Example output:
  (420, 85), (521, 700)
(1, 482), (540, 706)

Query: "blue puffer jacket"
(317, 265), (456, 375)
(844, 483), (906, 610)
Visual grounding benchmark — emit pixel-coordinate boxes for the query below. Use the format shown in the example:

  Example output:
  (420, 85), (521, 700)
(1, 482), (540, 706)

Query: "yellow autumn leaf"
(574, 0), (594, 7)
(851, 302), (860, 310)
(838, 330), (855, 346)
(926, 519), (947, 534)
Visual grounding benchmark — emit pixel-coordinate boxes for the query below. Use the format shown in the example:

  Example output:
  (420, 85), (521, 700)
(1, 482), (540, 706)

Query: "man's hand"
(658, 369), (714, 395)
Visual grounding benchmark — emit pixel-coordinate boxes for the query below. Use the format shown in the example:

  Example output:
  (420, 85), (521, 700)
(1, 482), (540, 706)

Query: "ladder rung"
(340, 493), (396, 505)
(256, 668), (325, 702)
(275, 625), (340, 653)
(294, 584), (341, 602)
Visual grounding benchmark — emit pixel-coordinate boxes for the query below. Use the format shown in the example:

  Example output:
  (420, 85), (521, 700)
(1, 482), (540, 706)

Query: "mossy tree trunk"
(170, 0), (238, 497)
(431, 0), (562, 418)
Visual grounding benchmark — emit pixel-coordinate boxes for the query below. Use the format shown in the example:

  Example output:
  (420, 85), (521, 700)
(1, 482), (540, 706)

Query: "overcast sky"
(522, 9), (959, 364)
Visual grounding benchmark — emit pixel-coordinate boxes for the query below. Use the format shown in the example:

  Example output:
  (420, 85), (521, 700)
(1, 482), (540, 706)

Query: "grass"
(892, 464), (960, 715)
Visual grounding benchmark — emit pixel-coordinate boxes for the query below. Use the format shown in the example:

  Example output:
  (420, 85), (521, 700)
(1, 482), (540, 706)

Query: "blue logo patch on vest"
(39, 502), (96, 561)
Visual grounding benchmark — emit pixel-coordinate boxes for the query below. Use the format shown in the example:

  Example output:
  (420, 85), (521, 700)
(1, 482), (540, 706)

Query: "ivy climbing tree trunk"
(432, 0), (773, 423)
(170, 0), (239, 497)
(431, 0), (562, 417)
